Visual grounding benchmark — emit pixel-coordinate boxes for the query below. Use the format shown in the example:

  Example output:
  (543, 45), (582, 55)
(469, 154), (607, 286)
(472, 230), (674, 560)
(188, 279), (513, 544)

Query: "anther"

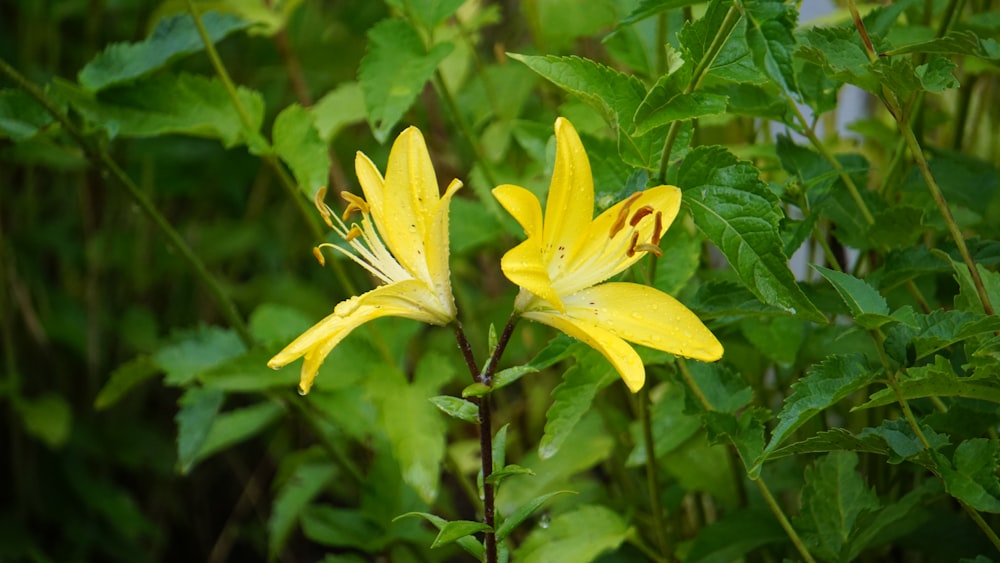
(313, 187), (336, 229)
(340, 192), (370, 221)
(313, 246), (326, 266)
(635, 243), (663, 257)
(651, 211), (664, 245)
(626, 232), (640, 257)
(345, 225), (363, 241)
(629, 205), (654, 227)
(608, 192), (644, 238)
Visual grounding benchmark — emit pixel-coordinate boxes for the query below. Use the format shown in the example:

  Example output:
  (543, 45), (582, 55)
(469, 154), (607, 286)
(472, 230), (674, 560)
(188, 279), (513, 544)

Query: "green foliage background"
(2, 0), (1000, 561)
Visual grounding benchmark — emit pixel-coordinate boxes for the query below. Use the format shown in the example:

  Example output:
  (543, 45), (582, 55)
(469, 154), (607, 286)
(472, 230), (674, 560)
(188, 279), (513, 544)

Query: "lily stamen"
(629, 205), (654, 227)
(609, 192), (643, 238)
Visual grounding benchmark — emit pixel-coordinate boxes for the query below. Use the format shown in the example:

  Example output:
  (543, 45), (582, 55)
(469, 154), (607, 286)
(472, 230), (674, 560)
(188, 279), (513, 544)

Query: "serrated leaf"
(721, 83), (796, 127)
(813, 265), (891, 328)
(94, 355), (160, 410)
(311, 82), (366, 142)
(678, 0), (764, 84)
(273, 103), (329, 196)
(676, 146), (825, 322)
(359, 19), (453, 143)
(916, 55), (959, 93)
(516, 504), (628, 563)
(689, 280), (790, 319)
(744, 0), (799, 94)
(883, 30), (1000, 60)
(796, 451), (879, 562)
(683, 360), (754, 413)
(429, 396), (479, 424)
(856, 355), (1000, 410)
(938, 439), (1000, 513)
(859, 419), (950, 463)
(396, 512), (484, 559)
(768, 428), (894, 460)
(268, 461), (337, 558)
(78, 11), (250, 91)
(197, 400), (285, 463)
(54, 73), (264, 148)
(685, 508), (786, 563)
(431, 520), (491, 548)
(176, 386), (225, 474)
(538, 351), (618, 460)
(867, 205), (924, 248)
(703, 409), (768, 471)
(756, 354), (874, 472)
(495, 490), (575, 541)
(797, 26), (881, 94)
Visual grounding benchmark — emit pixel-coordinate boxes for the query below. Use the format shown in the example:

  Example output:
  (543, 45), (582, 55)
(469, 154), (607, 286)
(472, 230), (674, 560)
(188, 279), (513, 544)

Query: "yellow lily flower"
(492, 118), (723, 392)
(269, 127), (461, 394)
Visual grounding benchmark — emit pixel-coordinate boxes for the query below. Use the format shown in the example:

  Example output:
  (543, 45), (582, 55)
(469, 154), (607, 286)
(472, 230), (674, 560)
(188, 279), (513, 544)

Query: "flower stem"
(638, 387), (670, 556)
(454, 316), (517, 563)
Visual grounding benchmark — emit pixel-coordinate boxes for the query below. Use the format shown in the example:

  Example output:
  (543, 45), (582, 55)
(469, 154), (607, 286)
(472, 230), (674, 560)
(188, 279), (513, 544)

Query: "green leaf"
(197, 400), (285, 462)
(17, 393), (72, 448)
(396, 512), (484, 559)
(813, 265), (892, 328)
(94, 355), (160, 410)
(370, 371), (446, 503)
(848, 480), (940, 559)
(273, 103), (329, 196)
(495, 490), (575, 541)
(508, 54), (659, 168)
(740, 315), (806, 364)
(678, 0), (764, 84)
(633, 71), (729, 134)
(768, 428), (893, 460)
(653, 217), (703, 296)
(0, 89), (54, 141)
(175, 386), (225, 474)
(515, 504), (629, 563)
(796, 451), (879, 563)
(485, 464), (534, 486)
(916, 55), (959, 93)
(756, 354), (874, 472)
(538, 350), (618, 460)
(689, 280), (791, 319)
(675, 146), (825, 322)
(54, 73), (265, 148)
(154, 326), (247, 387)
(249, 303), (313, 344)
(703, 408), (768, 471)
(744, 0), (799, 94)
(386, 0), (465, 29)
(311, 82), (366, 142)
(268, 461), (337, 558)
(859, 419), (950, 463)
(683, 361), (753, 413)
(945, 255), (1000, 315)
(938, 439), (1000, 513)
(429, 396), (479, 424)
(301, 505), (383, 551)
(856, 355), (1000, 410)
(721, 83), (796, 127)
(431, 520), (491, 548)
(78, 11), (250, 91)
(883, 30), (1000, 60)
(198, 347), (299, 391)
(358, 19), (453, 143)
(866, 205), (924, 249)
(797, 26), (881, 94)
(685, 508), (786, 563)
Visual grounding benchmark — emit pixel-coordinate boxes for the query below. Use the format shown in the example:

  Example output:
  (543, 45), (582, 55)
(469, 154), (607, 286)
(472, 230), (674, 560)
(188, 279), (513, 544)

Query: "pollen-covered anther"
(313, 187), (337, 229)
(340, 191), (370, 221)
(626, 232), (640, 257)
(312, 246), (326, 266)
(608, 192), (644, 238)
(635, 243), (663, 257)
(651, 211), (664, 245)
(629, 205), (654, 227)
(344, 225), (363, 241)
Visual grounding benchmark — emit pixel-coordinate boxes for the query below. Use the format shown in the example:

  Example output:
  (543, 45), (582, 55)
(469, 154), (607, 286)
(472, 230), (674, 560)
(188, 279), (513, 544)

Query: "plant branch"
(639, 387), (670, 556)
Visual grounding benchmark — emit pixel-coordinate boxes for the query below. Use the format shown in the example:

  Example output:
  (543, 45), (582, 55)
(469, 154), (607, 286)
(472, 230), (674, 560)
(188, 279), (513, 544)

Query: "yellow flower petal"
(425, 178), (463, 308)
(268, 280), (447, 393)
(543, 118), (595, 278)
(523, 309), (647, 392)
(493, 184), (544, 239)
(558, 185), (682, 294)
(562, 282), (723, 362)
(493, 183), (563, 310)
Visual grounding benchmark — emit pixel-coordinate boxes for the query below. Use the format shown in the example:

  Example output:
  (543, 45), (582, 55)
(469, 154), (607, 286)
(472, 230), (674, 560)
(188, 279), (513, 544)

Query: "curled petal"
(562, 282), (723, 362)
(523, 309), (647, 392)
(493, 184), (544, 239)
(268, 280), (447, 393)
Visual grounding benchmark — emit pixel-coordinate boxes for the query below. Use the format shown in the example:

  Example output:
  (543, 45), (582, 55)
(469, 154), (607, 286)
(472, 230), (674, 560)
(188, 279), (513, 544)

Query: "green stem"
(657, 5), (741, 182)
(639, 387), (670, 557)
(433, 71), (500, 189)
(0, 57), (255, 347)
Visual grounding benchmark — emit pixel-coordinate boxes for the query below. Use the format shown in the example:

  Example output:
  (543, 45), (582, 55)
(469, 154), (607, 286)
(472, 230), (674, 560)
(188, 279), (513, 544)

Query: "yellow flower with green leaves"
(492, 118), (723, 392)
(269, 127), (461, 394)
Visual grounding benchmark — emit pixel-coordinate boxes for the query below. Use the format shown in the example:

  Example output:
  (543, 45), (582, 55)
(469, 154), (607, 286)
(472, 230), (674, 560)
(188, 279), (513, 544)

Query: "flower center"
(607, 192), (664, 258)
